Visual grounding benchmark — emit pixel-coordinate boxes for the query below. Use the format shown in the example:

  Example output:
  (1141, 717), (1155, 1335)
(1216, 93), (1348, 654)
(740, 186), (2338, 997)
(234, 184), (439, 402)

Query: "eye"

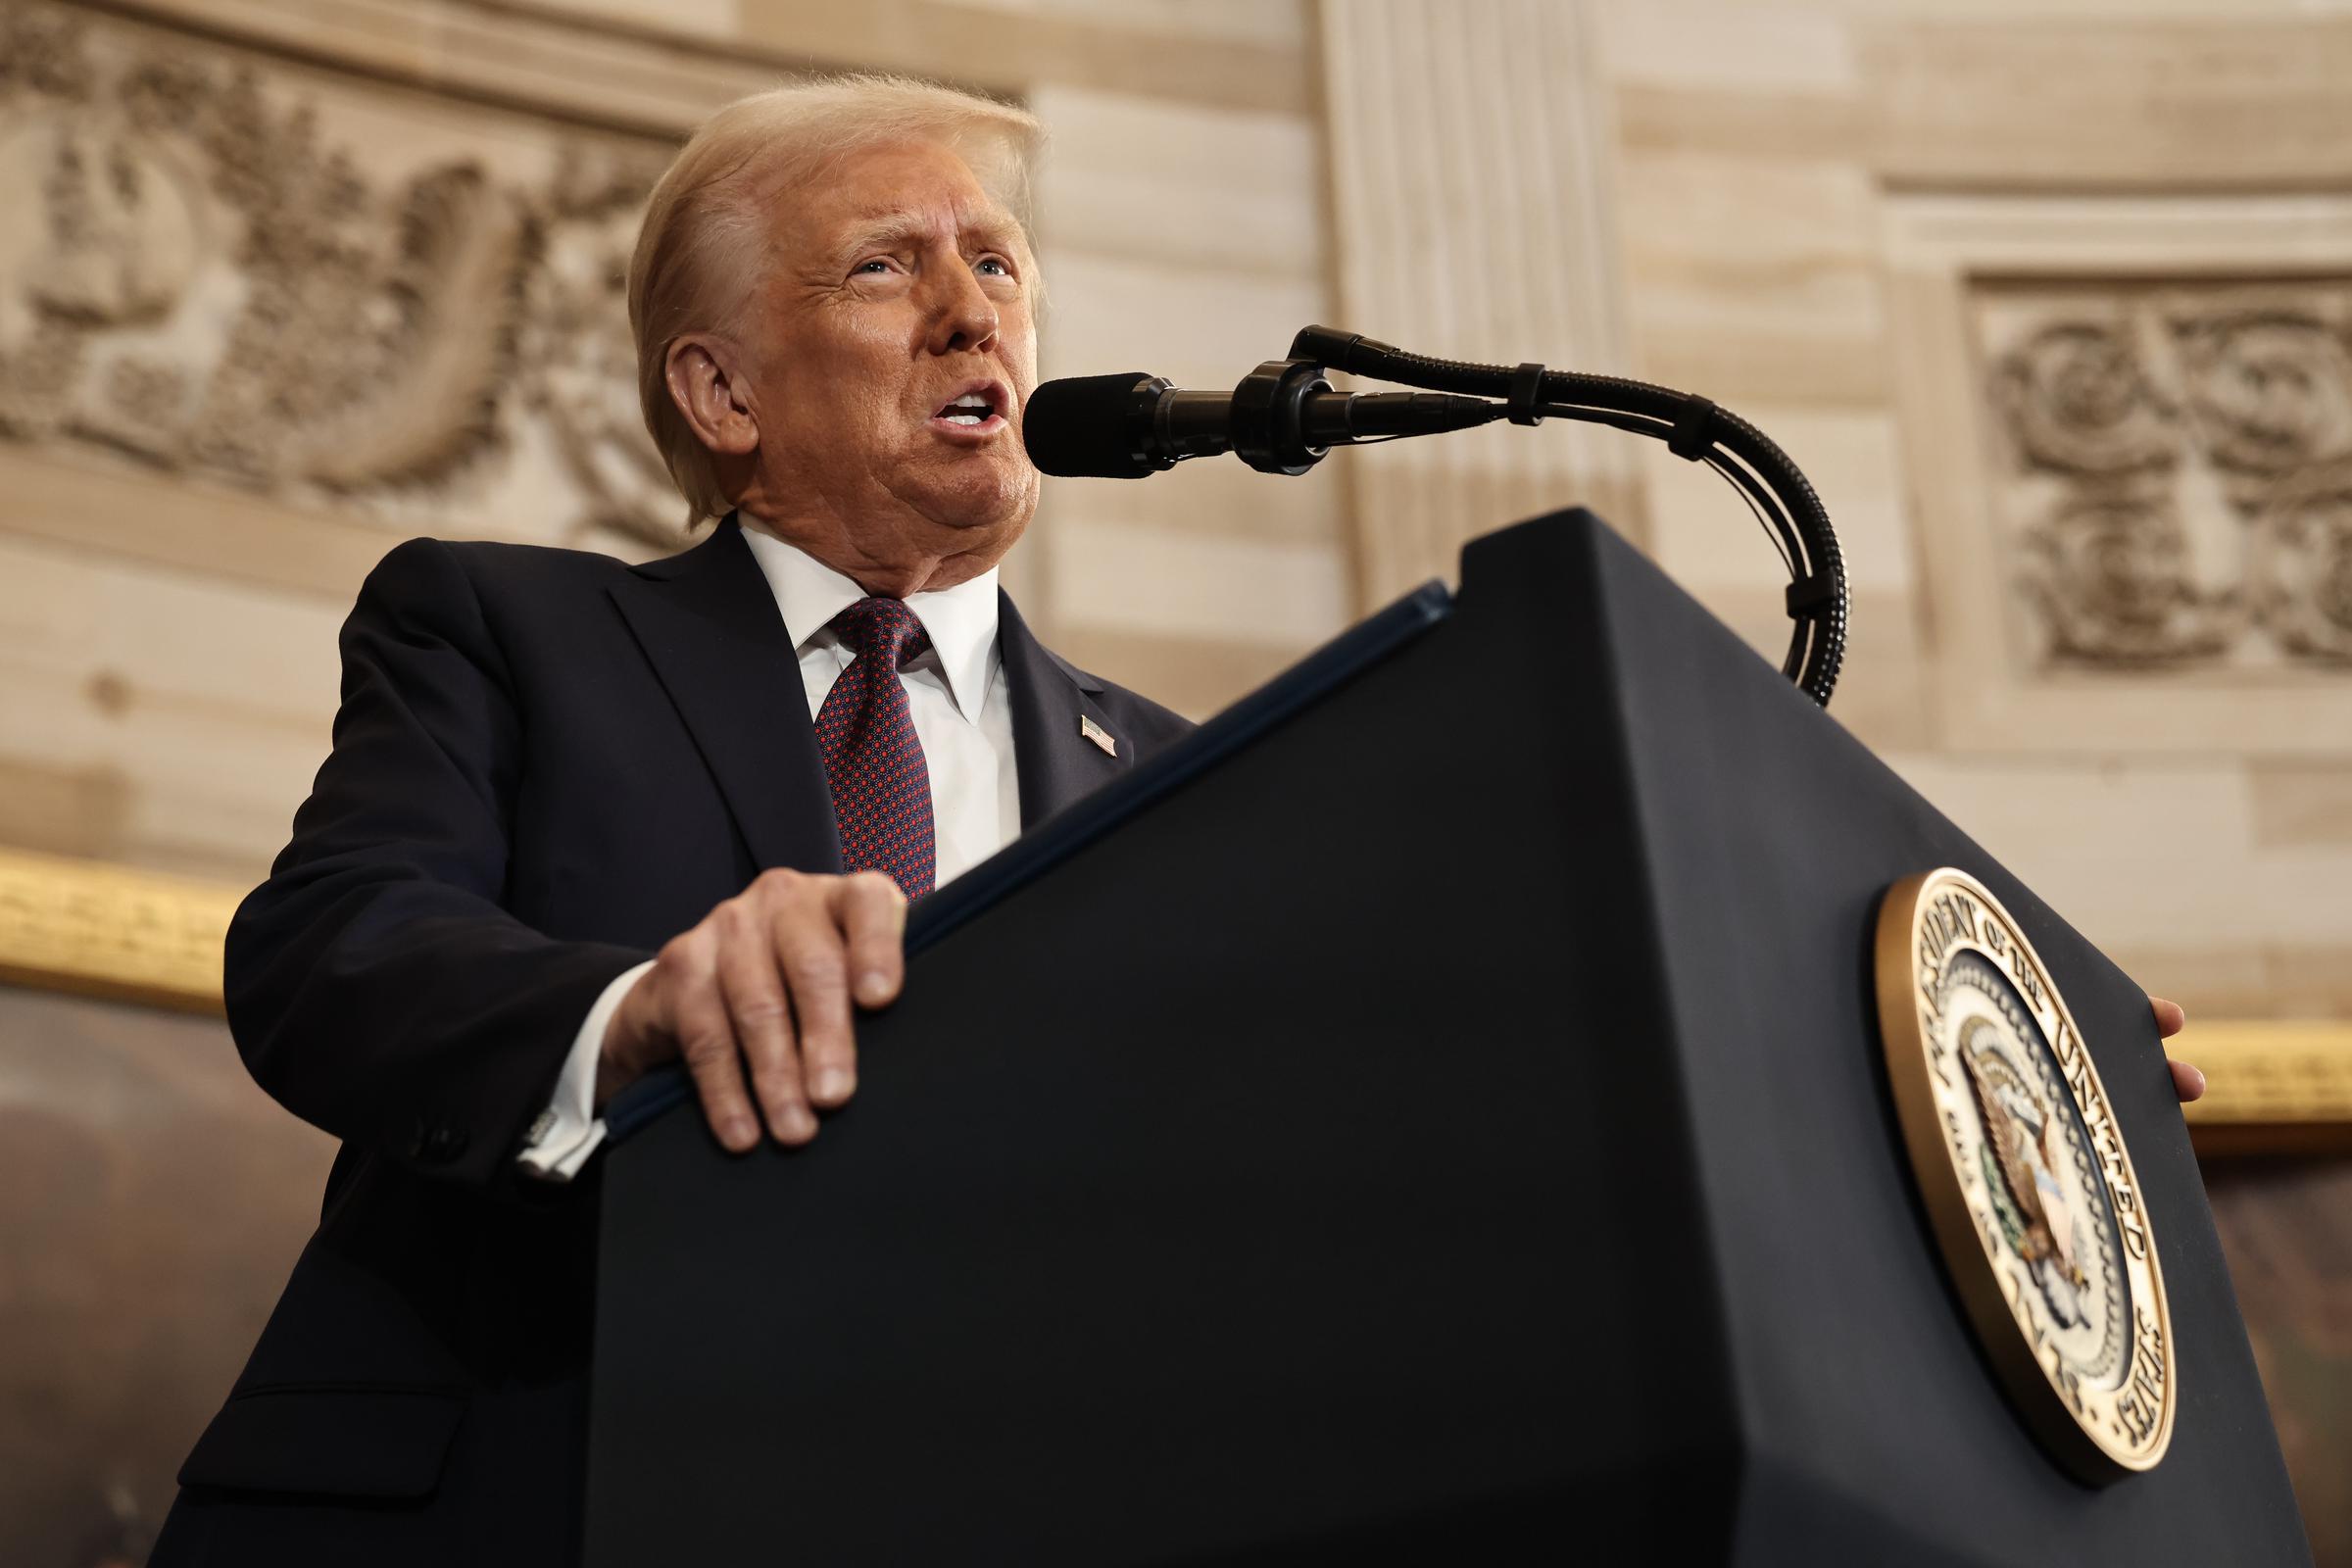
(975, 256), (1013, 277)
(854, 258), (897, 276)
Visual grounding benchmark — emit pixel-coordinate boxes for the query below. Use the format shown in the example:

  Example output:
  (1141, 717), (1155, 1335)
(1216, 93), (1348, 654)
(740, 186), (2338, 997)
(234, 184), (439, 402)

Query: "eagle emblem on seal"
(1959, 1018), (2089, 1329)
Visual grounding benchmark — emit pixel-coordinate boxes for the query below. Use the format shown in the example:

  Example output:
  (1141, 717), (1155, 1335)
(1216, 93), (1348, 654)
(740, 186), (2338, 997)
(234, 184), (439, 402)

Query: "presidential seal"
(1875, 868), (2176, 1481)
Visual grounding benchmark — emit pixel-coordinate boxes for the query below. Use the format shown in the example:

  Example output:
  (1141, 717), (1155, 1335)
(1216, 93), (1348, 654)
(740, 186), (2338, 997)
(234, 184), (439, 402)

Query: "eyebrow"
(836, 208), (1023, 258)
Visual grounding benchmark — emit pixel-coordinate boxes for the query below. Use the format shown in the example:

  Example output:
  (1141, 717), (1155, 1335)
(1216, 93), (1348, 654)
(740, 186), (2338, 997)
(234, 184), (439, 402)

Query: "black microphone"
(1024, 361), (1502, 479)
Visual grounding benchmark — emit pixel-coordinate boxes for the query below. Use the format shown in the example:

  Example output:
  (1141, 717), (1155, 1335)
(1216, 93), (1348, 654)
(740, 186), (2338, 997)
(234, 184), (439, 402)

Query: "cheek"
(821, 377), (907, 449)
(852, 382), (900, 428)
(780, 305), (916, 418)
(1002, 314), (1039, 393)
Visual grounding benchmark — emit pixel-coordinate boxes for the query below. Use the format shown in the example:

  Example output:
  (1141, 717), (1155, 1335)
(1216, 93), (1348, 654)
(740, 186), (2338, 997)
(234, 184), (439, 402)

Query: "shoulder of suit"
(409, 533), (672, 582)
(365, 531), (693, 608)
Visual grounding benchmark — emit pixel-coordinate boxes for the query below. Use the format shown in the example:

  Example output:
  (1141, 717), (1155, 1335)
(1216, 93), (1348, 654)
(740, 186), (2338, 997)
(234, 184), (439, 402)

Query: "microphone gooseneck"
(1020, 327), (1849, 710)
(1285, 326), (1847, 708)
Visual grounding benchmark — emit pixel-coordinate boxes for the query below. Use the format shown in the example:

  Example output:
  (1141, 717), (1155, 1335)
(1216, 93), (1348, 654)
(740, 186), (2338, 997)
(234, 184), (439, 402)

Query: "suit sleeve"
(224, 537), (651, 1189)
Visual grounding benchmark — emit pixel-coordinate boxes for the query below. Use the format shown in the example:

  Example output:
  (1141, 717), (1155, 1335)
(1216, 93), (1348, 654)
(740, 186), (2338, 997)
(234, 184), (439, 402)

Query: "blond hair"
(627, 75), (1045, 524)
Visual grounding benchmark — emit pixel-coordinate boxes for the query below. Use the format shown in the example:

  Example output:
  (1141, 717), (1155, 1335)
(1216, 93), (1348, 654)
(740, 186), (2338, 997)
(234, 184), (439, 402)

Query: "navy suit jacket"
(156, 516), (1193, 1566)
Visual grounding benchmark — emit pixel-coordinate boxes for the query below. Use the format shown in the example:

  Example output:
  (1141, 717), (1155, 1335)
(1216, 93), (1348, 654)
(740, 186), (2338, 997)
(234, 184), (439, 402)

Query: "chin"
(919, 466), (1038, 544)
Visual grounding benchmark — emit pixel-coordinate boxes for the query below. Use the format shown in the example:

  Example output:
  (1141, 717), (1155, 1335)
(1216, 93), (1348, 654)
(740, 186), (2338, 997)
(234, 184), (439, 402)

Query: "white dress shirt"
(516, 523), (1020, 1179)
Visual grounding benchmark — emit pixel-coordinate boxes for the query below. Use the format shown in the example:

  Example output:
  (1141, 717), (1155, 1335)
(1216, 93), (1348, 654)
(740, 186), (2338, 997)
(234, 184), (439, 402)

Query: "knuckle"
(731, 996), (790, 1031)
(755, 866), (806, 901)
(781, 944), (848, 993)
(679, 1030), (734, 1067)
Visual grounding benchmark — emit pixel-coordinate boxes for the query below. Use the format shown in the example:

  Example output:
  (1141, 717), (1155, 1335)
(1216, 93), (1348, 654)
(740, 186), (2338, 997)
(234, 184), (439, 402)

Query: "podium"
(585, 511), (2307, 1565)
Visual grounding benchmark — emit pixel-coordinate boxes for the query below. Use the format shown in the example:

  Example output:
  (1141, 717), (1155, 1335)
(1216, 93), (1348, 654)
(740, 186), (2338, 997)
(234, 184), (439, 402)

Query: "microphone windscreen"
(1023, 373), (1157, 478)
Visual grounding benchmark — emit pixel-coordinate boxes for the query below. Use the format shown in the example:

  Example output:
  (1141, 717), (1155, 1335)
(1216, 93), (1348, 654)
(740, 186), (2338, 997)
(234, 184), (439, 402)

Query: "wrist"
(592, 1054), (636, 1113)
(590, 965), (656, 1112)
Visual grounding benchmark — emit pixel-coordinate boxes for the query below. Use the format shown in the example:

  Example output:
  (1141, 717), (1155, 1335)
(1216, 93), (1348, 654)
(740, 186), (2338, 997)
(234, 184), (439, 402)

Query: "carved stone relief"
(1977, 279), (2352, 670)
(0, 1), (689, 550)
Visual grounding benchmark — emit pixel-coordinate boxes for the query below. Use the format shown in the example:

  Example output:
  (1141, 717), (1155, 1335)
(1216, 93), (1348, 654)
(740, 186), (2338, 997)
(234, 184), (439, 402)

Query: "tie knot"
(831, 597), (929, 669)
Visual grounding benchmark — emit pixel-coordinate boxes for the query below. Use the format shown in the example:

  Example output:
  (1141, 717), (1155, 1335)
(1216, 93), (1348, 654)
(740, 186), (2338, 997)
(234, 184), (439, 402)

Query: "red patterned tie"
(812, 598), (937, 899)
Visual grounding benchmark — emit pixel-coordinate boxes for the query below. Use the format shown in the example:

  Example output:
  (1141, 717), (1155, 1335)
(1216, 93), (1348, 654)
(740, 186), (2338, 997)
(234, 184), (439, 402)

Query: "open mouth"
(929, 380), (1008, 435)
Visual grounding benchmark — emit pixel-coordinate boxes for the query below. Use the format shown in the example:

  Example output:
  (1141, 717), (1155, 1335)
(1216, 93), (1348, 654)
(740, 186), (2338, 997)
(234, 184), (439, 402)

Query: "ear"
(664, 336), (760, 458)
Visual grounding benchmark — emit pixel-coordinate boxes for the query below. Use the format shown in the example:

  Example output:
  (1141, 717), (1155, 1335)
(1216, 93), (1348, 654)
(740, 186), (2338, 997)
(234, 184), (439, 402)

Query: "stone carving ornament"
(1992, 320), (2178, 479)
(2253, 459), (2352, 663)
(2016, 486), (2235, 667)
(1986, 283), (2352, 670)
(0, 2), (686, 548)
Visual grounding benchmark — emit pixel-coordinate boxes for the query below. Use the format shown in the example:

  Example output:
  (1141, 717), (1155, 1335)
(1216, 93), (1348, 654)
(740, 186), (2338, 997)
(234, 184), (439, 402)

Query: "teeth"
(942, 413), (984, 425)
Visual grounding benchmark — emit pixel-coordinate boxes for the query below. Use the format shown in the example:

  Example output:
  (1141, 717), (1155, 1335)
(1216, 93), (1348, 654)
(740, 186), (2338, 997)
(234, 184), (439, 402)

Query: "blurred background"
(0, 0), (2346, 1561)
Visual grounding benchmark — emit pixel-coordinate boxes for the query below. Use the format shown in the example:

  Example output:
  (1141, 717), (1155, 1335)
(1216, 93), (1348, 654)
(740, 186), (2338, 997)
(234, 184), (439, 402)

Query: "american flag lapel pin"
(1080, 714), (1117, 757)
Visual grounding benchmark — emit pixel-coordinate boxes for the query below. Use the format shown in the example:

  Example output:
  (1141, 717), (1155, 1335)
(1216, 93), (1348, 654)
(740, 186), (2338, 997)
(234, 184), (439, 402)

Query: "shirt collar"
(737, 519), (1001, 724)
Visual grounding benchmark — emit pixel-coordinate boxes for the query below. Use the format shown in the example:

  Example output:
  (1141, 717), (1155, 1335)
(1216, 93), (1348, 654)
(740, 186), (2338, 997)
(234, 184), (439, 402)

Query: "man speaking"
(153, 76), (1188, 1566)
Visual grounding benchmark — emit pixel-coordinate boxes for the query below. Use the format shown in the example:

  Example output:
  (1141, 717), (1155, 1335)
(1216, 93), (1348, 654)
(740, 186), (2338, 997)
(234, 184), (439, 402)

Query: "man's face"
(743, 137), (1041, 585)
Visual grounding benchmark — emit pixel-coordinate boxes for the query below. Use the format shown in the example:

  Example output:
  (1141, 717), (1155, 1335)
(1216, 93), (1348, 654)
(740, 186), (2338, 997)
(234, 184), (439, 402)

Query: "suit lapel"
(608, 517), (844, 875)
(998, 589), (1130, 830)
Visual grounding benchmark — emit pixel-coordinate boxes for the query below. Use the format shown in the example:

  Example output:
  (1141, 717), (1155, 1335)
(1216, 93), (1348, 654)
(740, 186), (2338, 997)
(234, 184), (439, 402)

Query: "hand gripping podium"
(587, 511), (2307, 1565)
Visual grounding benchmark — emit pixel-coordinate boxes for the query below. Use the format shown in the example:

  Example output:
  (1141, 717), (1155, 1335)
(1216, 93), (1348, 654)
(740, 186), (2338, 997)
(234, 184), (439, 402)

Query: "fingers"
(839, 871), (909, 1010)
(2169, 1057), (2207, 1103)
(661, 936), (761, 1154)
(788, 872), (906, 1110)
(766, 872), (905, 1115)
(2146, 997), (2200, 1104)
(716, 907), (815, 1145)
(772, 889), (858, 1110)
(633, 870), (910, 1154)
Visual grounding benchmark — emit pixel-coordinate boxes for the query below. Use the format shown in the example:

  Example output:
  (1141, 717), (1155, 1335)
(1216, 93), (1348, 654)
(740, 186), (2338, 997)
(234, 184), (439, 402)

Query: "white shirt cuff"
(517, 959), (654, 1182)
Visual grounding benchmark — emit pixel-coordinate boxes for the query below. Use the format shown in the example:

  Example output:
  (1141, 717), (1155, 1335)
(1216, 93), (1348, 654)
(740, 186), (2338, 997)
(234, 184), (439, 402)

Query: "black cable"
(1524, 400), (1801, 571)
(1699, 443), (1804, 574)
(1293, 326), (1849, 707)
(1707, 453), (1795, 576)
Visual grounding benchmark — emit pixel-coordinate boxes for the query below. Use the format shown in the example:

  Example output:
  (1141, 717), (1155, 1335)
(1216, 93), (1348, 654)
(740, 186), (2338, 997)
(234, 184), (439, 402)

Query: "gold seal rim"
(1875, 868), (2176, 1482)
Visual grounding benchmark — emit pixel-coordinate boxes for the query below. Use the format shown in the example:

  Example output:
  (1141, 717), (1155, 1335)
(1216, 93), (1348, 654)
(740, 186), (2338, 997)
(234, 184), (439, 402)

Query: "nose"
(922, 259), (1000, 358)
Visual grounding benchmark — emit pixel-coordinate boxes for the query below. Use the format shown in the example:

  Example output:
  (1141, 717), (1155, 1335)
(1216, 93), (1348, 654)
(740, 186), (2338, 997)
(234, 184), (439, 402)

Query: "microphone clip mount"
(1229, 358), (1337, 476)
